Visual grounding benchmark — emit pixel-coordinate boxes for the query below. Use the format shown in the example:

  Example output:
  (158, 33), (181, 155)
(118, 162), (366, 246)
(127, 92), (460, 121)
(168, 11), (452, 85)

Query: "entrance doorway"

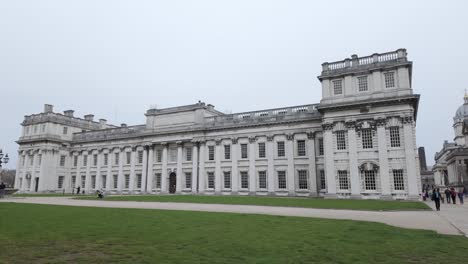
(34, 177), (39, 192)
(169, 172), (176, 194)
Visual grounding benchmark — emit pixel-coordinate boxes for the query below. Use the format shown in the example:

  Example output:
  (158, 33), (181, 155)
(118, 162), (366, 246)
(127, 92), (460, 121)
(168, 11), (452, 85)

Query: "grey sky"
(1, 0), (467, 168)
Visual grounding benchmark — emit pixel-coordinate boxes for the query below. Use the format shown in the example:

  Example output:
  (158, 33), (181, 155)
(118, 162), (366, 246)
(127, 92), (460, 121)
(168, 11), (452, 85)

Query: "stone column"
(248, 136), (256, 194)
(117, 150), (124, 193)
(161, 143), (168, 193)
(22, 153), (30, 191)
(402, 117), (419, 198)
(323, 123), (337, 197)
(347, 121), (360, 197)
(376, 119), (391, 198)
(105, 151), (112, 190)
(38, 150), (47, 192)
(191, 143), (199, 193)
(214, 140), (222, 194)
(29, 152), (37, 192)
(306, 132), (317, 196)
(198, 141), (206, 194)
(286, 134), (295, 195)
(85, 152), (92, 193)
(176, 142), (183, 193)
(141, 146), (148, 193)
(14, 151), (22, 190)
(266, 136), (275, 195)
(96, 151), (102, 190)
(231, 138), (239, 194)
(146, 145), (154, 193)
(75, 154), (82, 192)
(129, 148), (136, 193)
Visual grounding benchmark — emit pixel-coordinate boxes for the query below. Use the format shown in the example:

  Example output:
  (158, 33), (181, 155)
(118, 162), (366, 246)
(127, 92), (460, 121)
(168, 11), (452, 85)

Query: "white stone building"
(433, 95), (468, 189)
(15, 49), (421, 199)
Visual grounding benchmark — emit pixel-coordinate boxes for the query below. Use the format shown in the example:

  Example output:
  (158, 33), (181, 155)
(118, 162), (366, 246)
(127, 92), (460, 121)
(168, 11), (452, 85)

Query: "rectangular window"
(338, 170), (349, 190)
(258, 171), (267, 189)
(389, 127), (401, 147)
(207, 172), (215, 189)
(22, 155), (25, 166)
(126, 152), (131, 165)
(58, 176), (64, 189)
(358, 76), (368, 91)
(113, 174), (118, 189)
(241, 144), (248, 159)
(124, 174), (130, 189)
(136, 174), (142, 189)
(185, 172), (192, 188)
(63, 126), (68, 135)
(362, 129), (373, 149)
(38, 154), (42, 166)
(101, 175), (107, 189)
(333, 79), (343, 95)
(114, 153), (119, 165)
(138, 151), (144, 164)
(93, 154), (98, 166)
(298, 170), (308, 189)
(384, 72), (395, 88)
(186, 147), (192, 161)
(34, 125), (38, 133)
(258, 142), (266, 158)
(104, 154), (108, 166)
(41, 124), (46, 132)
(156, 149), (163, 162)
(364, 170), (376, 190)
(320, 170), (326, 190)
(277, 141), (285, 157)
(59, 155), (66, 167)
(81, 175), (86, 189)
(224, 171), (231, 189)
(169, 149), (177, 162)
(71, 176), (76, 188)
(297, 140), (306, 156)
(393, 169), (405, 190)
(278, 171), (287, 189)
(91, 175), (96, 189)
(336, 131), (347, 150)
(29, 155), (33, 166)
(83, 155), (88, 167)
(240, 171), (249, 189)
(318, 138), (324, 156)
(155, 173), (162, 189)
(208, 146), (215, 161)
(224, 145), (231, 160)
(73, 156), (78, 167)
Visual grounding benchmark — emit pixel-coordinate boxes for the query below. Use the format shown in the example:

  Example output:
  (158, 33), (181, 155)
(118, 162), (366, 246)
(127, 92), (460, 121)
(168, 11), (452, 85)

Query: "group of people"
(429, 187), (466, 211)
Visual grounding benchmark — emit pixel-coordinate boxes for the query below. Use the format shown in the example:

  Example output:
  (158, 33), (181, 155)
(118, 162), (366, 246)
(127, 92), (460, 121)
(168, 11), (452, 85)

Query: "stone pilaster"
(402, 117), (419, 198)
(376, 118), (391, 199)
(248, 136), (256, 194)
(306, 132), (318, 196)
(176, 142), (183, 193)
(231, 138), (239, 194)
(146, 145), (154, 193)
(214, 139), (222, 194)
(129, 149), (136, 193)
(161, 143), (168, 193)
(198, 141), (206, 193)
(286, 134), (295, 195)
(323, 123), (337, 197)
(266, 135), (275, 195)
(191, 143), (199, 193)
(346, 121), (360, 197)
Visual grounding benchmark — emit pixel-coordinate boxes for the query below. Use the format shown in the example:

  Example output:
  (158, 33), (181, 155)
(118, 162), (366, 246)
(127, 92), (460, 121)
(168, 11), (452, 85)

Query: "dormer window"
(63, 126), (68, 135)
(358, 76), (368, 92)
(333, 80), (343, 95)
(384, 72), (395, 88)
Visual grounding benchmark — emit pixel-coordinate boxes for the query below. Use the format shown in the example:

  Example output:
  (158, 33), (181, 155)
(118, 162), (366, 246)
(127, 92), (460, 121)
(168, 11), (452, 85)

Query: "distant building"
(418, 147), (434, 189)
(15, 49), (421, 199)
(433, 95), (468, 189)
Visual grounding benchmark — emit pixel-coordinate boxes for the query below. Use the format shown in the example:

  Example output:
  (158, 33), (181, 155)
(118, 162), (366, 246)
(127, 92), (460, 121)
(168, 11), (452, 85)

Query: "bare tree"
(0, 169), (15, 188)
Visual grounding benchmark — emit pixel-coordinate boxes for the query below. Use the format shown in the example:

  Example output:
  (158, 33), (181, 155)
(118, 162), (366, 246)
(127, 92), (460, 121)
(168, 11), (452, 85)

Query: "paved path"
(0, 196), (463, 236)
(425, 199), (468, 237)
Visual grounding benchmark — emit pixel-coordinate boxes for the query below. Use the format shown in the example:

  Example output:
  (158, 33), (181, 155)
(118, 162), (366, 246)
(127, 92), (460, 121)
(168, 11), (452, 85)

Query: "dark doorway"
(169, 172), (176, 194)
(34, 177), (39, 192)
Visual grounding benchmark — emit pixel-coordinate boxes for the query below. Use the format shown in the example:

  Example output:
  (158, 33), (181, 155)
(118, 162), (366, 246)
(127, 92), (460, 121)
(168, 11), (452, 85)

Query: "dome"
(454, 93), (468, 120)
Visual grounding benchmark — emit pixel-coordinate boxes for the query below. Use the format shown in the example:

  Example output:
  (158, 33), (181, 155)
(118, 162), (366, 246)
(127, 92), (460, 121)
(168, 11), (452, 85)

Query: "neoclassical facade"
(433, 95), (468, 190)
(15, 49), (421, 199)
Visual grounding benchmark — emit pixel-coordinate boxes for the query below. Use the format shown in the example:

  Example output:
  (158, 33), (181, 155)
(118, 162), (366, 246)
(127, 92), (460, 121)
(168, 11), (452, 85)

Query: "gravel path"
(1, 196), (462, 236)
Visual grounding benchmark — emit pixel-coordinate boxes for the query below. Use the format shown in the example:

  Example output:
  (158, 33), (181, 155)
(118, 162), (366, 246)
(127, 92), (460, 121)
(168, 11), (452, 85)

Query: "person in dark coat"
(76, 186), (81, 195)
(458, 188), (464, 204)
(432, 188), (441, 211)
(445, 189), (451, 204)
(450, 187), (457, 204)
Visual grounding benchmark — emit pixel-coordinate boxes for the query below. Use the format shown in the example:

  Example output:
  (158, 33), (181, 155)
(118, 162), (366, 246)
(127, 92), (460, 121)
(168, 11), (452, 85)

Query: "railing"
(204, 104), (319, 126)
(321, 49), (408, 73)
(18, 134), (64, 142)
(73, 125), (147, 141)
(23, 112), (104, 130)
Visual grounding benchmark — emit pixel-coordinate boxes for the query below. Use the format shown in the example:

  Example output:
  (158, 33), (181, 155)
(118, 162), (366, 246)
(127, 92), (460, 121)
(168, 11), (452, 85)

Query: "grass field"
(0, 203), (466, 263)
(76, 195), (430, 211)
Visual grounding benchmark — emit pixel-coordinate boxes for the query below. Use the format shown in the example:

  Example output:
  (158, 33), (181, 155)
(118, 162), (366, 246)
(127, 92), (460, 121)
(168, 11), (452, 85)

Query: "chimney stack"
(84, 114), (94, 121)
(64, 110), (74, 117)
(44, 104), (54, 113)
(121, 123), (127, 127)
(99, 119), (107, 128)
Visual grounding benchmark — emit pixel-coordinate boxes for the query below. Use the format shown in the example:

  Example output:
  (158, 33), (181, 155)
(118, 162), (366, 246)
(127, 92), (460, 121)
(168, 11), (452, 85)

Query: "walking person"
(458, 188), (464, 204)
(432, 188), (441, 211)
(0, 182), (6, 199)
(450, 187), (457, 204)
(76, 186), (81, 195)
(445, 189), (451, 204)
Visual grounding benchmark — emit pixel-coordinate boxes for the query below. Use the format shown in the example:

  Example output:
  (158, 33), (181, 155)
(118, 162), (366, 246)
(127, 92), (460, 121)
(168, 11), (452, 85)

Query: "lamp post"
(0, 149), (9, 168)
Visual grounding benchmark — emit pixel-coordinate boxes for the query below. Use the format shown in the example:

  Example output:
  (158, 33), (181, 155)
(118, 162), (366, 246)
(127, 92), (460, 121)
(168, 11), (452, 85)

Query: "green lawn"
(76, 195), (430, 211)
(0, 203), (466, 263)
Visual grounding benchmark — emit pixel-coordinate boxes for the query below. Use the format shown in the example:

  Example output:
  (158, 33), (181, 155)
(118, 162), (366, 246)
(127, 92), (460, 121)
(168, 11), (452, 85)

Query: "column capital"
(286, 134), (294, 141)
(176, 141), (184, 147)
(322, 122), (334, 131)
(266, 135), (274, 142)
(306, 131), (315, 139)
(401, 116), (413, 124)
(248, 136), (256, 143)
(345, 121), (356, 130)
(231, 137), (238, 144)
(375, 118), (387, 127)
(215, 139), (222, 145)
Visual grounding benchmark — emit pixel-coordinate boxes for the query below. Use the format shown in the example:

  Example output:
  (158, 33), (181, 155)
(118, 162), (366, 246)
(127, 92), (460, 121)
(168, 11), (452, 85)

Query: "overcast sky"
(1, 0), (467, 168)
